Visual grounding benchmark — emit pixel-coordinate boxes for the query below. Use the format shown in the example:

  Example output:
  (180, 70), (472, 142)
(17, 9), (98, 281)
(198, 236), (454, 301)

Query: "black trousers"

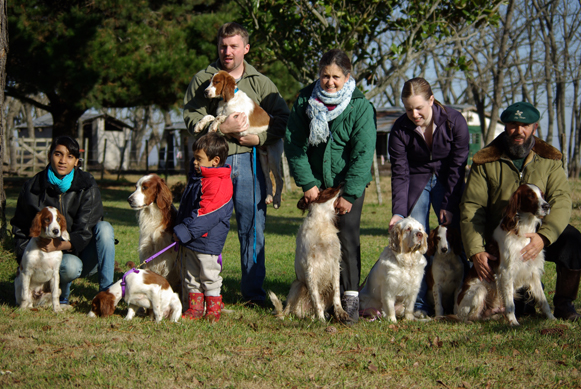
(337, 191), (365, 293)
(544, 224), (581, 270)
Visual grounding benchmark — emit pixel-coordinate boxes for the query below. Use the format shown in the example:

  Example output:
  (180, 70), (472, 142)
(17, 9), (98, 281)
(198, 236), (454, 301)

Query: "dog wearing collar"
(88, 268), (181, 322)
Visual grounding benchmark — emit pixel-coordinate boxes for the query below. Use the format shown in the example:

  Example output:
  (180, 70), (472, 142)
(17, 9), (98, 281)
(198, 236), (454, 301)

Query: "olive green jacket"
(460, 134), (571, 259)
(183, 60), (290, 155)
(284, 82), (376, 204)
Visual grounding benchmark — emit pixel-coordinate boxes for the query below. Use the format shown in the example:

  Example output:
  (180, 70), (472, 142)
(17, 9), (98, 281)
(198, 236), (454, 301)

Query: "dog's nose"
(441, 247), (448, 253)
(52, 228), (60, 236)
(204, 90), (211, 98)
(542, 203), (551, 212)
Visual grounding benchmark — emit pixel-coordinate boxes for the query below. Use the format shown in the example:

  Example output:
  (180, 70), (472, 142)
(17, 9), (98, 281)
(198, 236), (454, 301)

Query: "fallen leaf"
(413, 361), (419, 367)
(436, 379), (449, 388)
(509, 367), (515, 371)
(462, 381), (472, 388)
(485, 380), (492, 389)
(535, 349), (540, 354)
(368, 364), (378, 372)
(245, 337), (252, 344)
(489, 346), (496, 353)
(42, 325), (51, 331)
(512, 349), (520, 356)
(309, 373), (315, 381)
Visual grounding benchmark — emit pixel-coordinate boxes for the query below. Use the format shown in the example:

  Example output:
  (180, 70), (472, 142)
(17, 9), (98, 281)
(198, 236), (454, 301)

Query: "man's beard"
(504, 133), (535, 159)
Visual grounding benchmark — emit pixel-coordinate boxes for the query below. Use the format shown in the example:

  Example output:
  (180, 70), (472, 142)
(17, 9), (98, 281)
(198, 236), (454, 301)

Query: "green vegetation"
(0, 175), (579, 388)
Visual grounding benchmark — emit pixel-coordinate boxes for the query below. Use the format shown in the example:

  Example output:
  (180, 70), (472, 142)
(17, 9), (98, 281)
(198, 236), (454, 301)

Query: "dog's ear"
(57, 210), (69, 241)
(426, 229), (438, 256)
(419, 230), (428, 255)
(29, 211), (43, 238)
(93, 293), (115, 318)
(297, 197), (308, 213)
(156, 178), (173, 210)
(222, 72), (237, 102)
(389, 223), (402, 253)
(501, 189), (520, 233)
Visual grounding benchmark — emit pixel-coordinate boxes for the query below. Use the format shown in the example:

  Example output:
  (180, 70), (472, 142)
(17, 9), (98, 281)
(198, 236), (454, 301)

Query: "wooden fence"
(15, 138), (52, 175)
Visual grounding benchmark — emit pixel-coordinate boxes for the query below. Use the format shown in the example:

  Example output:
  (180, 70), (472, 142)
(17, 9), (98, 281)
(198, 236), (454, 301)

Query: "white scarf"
(306, 77), (356, 146)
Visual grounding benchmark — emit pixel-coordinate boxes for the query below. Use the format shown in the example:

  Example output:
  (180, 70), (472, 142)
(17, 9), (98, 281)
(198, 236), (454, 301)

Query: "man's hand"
(219, 112), (249, 136)
(389, 215), (403, 231)
(37, 237), (72, 253)
(334, 197), (352, 215)
(471, 251), (498, 282)
(521, 233), (548, 261)
(303, 187), (319, 204)
(238, 134), (259, 146)
(439, 209), (453, 226)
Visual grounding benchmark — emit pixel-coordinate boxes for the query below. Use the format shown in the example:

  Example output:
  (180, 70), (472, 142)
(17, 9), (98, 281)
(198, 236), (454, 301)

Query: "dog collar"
(121, 268), (140, 297)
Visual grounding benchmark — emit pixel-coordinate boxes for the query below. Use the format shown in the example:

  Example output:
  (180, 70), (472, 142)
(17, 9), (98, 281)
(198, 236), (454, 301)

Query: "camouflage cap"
(500, 101), (540, 124)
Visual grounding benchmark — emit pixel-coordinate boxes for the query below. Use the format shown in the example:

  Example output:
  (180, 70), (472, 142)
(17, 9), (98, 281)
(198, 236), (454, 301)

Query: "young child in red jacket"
(174, 132), (233, 322)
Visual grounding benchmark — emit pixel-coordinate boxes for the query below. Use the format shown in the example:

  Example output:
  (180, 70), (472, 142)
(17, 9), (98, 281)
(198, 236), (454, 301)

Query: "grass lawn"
(0, 172), (580, 388)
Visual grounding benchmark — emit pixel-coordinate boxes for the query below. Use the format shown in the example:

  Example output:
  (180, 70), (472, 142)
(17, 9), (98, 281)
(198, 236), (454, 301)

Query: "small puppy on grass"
(88, 268), (182, 323)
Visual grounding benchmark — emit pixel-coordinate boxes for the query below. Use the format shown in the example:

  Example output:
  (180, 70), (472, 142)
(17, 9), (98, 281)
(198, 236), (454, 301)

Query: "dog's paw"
(335, 308), (350, 323)
(265, 194), (273, 205)
(413, 309), (429, 319)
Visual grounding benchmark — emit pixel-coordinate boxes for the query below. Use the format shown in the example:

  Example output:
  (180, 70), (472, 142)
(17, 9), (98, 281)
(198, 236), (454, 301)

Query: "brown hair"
(193, 132), (229, 167)
(217, 22), (249, 46)
(401, 77), (446, 111)
(319, 49), (352, 76)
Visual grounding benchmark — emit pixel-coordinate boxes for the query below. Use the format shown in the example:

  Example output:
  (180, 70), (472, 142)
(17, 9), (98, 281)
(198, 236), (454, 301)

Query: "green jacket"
(183, 60), (290, 155)
(284, 82), (376, 204)
(460, 134), (571, 259)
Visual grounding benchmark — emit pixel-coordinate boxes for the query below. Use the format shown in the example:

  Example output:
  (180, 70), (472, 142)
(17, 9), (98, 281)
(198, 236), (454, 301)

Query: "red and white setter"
(425, 225), (464, 317)
(88, 269), (182, 322)
(457, 184), (555, 325)
(14, 206), (70, 312)
(127, 174), (180, 291)
(193, 70), (284, 209)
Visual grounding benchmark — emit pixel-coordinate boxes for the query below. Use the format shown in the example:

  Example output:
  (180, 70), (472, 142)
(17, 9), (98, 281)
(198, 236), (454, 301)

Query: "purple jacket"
(388, 103), (469, 217)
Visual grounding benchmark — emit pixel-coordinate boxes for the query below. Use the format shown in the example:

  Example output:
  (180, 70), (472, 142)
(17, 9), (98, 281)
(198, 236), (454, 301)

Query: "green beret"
(500, 102), (540, 124)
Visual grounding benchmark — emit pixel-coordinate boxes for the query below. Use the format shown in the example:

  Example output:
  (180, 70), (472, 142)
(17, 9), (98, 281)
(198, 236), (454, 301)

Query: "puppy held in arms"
(88, 269), (182, 323)
(193, 70), (284, 209)
(359, 217), (428, 322)
(269, 186), (349, 322)
(15, 206), (70, 313)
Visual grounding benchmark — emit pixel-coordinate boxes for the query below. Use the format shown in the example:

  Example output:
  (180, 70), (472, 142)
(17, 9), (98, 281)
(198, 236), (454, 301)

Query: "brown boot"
(204, 295), (224, 323)
(182, 293), (204, 320)
(553, 266), (581, 321)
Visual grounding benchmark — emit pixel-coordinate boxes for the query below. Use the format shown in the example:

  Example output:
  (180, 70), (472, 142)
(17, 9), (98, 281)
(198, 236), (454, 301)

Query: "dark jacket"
(174, 162), (234, 255)
(11, 166), (104, 262)
(284, 81), (377, 204)
(388, 103), (469, 217)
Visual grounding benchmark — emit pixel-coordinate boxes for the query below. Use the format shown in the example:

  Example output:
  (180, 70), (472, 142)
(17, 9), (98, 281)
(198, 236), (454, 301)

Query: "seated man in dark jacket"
(11, 136), (115, 307)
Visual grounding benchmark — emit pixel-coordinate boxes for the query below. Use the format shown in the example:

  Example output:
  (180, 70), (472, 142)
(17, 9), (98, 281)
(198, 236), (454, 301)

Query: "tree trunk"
(0, 0), (8, 240)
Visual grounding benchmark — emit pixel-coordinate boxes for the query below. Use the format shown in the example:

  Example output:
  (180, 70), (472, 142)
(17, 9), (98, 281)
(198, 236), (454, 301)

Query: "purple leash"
(121, 241), (178, 297)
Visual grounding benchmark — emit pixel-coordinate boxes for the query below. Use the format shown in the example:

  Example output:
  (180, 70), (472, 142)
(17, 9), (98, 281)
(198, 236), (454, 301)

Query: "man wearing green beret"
(460, 101), (581, 321)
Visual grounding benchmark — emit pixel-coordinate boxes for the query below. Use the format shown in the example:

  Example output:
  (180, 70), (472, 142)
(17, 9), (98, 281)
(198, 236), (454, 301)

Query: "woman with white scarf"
(285, 49), (377, 325)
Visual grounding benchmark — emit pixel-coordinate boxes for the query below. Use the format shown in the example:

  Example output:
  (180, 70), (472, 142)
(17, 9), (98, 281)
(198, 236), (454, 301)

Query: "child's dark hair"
(193, 132), (228, 167)
(49, 136), (81, 159)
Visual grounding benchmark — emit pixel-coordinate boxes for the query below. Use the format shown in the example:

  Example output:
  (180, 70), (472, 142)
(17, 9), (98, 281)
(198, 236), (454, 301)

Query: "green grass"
(1, 174), (580, 388)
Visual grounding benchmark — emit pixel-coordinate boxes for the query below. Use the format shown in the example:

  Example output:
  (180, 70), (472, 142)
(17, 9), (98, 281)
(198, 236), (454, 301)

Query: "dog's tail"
(268, 291), (285, 318)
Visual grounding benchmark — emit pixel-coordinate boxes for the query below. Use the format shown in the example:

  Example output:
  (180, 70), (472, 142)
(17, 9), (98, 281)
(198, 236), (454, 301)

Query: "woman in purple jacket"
(388, 77), (469, 316)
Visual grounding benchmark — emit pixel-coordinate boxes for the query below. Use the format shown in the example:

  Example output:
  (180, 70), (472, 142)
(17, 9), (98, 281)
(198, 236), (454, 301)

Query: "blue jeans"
(59, 221), (115, 301)
(410, 174), (446, 315)
(227, 151), (267, 302)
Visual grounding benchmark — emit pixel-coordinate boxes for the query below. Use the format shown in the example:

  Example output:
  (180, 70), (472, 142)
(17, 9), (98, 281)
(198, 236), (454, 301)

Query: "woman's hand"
(334, 197), (352, 215)
(303, 187), (319, 204)
(389, 215), (403, 231)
